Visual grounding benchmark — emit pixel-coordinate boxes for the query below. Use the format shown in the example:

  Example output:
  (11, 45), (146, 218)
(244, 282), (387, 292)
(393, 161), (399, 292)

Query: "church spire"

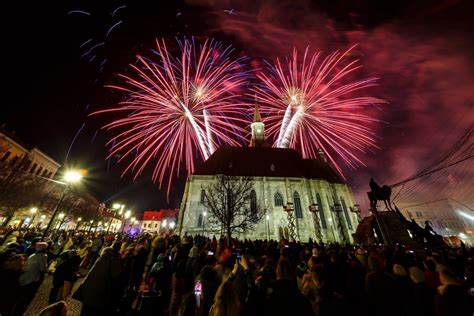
(250, 99), (265, 147)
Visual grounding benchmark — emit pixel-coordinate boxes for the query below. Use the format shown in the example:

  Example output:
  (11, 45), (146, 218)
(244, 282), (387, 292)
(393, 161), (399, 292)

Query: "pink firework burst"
(95, 38), (249, 194)
(254, 45), (386, 176)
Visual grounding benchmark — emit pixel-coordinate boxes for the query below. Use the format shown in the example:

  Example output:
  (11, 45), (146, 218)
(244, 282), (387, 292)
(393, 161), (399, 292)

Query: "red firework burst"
(95, 38), (249, 194)
(254, 45), (386, 176)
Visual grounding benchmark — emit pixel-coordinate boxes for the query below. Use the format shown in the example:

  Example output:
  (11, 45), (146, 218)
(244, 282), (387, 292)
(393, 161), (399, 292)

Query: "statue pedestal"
(353, 211), (445, 248)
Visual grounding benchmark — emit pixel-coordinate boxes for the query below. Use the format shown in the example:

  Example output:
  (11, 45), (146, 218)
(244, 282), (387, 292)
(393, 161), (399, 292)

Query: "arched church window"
(274, 192), (284, 206)
(340, 197), (353, 230)
(316, 194), (327, 229)
(197, 214), (203, 227)
(199, 189), (205, 205)
(293, 191), (303, 219)
(250, 190), (257, 221)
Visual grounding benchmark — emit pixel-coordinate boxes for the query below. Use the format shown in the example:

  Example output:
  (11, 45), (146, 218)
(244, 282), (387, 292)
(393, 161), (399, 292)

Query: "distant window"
(22, 160), (31, 171)
(199, 189), (205, 205)
(316, 194), (327, 229)
(293, 191), (303, 219)
(155, 223), (158, 228)
(30, 163), (38, 173)
(197, 214), (203, 227)
(9, 155), (19, 167)
(1, 151), (11, 162)
(340, 197), (353, 230)
(274, 192), (284, 207)
(42, 169), (48, 177)
(35, 166), (43, 176)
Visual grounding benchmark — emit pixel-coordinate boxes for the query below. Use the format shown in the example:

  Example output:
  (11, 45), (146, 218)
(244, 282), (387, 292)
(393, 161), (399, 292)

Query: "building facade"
(0, 128), (60, 180)
(399, 199), (473, 242)
(141, 209), (179, 234)
(177, 105), (360, 243)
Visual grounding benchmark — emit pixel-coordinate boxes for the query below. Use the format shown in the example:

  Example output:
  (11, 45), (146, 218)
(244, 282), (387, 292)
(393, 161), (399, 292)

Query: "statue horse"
(367, 185), (393, 212)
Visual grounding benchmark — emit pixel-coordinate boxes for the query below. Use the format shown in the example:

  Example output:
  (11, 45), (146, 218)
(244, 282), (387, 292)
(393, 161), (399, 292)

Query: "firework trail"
(106, 21), (123, 37)
(64, 122), (86, 164)
(67, 10), (90, 16)
(95, 38), (249, 195)
(254, 46), (386, 176)
(111, 5), (127, 17)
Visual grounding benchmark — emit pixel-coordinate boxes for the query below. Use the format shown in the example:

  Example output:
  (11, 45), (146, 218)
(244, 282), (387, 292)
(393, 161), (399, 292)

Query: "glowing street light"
(169, 221), (176, 229)
(43, 169), (84, 238)
(30, 207), (38, 214)
(64, 170), (83, 183)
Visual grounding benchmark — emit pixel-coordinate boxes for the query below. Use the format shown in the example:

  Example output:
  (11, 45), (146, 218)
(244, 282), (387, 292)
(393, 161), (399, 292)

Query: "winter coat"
(74, 249), (123, 308)
(265, 279), (314, 316)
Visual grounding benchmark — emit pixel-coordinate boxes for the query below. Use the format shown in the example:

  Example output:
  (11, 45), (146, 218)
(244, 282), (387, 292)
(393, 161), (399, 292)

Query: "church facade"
(177, 105), (361, 243)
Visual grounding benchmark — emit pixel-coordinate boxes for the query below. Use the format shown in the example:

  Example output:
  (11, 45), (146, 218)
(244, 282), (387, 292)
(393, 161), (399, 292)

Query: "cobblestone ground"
(25, 274), (83, 316)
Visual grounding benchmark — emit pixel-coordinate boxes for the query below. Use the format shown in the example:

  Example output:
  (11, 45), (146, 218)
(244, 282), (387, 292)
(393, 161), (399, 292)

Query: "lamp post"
(56, 213), (66, 230)
(75, 217), (82, 231)
(202, 211), (207, 236)
(110, 203), (125, 233)
(122, 210), (131, 232)
(266, 215), (270, 240)
(29, 207), (38, 227)
(42, 170), (83, 239)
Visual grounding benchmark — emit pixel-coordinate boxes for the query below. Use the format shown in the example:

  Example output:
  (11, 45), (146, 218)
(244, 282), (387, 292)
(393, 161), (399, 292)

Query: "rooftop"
(194, 146), (343, 183)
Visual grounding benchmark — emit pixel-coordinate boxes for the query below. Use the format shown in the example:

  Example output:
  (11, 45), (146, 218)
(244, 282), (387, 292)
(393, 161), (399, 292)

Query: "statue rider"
(369, 178), (381, 196)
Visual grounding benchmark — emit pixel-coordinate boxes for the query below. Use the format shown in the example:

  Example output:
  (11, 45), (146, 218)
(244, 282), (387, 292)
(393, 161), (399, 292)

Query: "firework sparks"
(254, 46), (386, 176)
(95, 38), (249, 195)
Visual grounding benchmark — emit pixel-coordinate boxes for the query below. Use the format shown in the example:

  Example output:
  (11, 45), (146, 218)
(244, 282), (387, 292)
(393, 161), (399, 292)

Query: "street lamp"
(75, 217), (82, 231)
(29, 207), (38, 227)
(42, 170), (83, 238)
(108, 203), (125, 233)
(169, 221), (176, 229)
(56, 213), (66, 230)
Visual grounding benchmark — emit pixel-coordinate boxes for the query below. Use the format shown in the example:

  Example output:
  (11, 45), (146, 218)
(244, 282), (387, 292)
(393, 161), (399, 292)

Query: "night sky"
(3, 0), (473, 214)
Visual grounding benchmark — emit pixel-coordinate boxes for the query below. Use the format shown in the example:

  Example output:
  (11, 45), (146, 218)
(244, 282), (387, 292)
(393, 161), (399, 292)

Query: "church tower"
(250, 102), (265, 147)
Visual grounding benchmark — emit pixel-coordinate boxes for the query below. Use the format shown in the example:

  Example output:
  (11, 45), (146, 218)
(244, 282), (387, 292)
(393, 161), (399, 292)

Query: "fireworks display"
(254, 46), (386, 176)
(95, 38), (249, 194)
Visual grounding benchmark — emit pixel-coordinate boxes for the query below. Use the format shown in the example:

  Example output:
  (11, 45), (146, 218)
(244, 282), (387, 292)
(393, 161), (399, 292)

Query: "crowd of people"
(1, 227), (474, 316)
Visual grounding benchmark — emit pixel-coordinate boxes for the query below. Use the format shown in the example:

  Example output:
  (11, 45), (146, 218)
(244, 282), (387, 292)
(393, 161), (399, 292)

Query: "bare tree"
(203, 175), (264, 242)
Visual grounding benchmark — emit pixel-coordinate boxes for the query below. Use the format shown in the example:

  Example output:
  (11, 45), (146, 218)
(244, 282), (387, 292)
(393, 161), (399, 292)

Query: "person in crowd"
(74, 247), (124, 315)
(424, 258), (441, 288)
(434, 267), (474, 316)
(13, 241), (48, 315)
(408, 266), (436, 316)
(209, 278), (240, 316)
(196, 254), (219, 316)
(366, 254), (396, 316)
(48, 250), (81, 303)
(392, 264), (413, 316)
(266, 256), (314, 316)
(169, 259), (191, 316)
(0, 254), (24, 316)
(86, 234), (103, 268)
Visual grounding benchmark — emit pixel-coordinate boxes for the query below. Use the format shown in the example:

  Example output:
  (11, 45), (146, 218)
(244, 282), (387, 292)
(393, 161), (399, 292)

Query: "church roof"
(194, 146), (344, 183)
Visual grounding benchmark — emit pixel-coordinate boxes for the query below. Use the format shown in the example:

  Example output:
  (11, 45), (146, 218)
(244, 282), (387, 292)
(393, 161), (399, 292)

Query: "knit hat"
(189, 246), (199, 258)
(409, 267), (425, 283)
(393, 264), (407, 276)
